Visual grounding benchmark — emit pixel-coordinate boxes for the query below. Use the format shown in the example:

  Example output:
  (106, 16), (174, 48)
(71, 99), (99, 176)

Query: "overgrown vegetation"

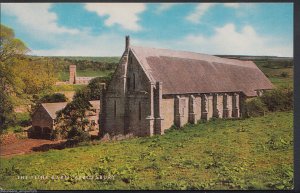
(244, 87), (293, 117)
(0, 111), (293, 190)
(0, 24), (57, 133)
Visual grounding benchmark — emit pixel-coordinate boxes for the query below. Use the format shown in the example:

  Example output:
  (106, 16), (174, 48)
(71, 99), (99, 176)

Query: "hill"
(0, 111), (293, 190)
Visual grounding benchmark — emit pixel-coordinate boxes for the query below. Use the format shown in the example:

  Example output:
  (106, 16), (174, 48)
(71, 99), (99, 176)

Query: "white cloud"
(84, 3), (146, 31)
(186, 3), (241, 23)
(181, 23), (293, 57)
(223, 3), (240, 8)
(155, 3), (177, 13)
(31, 23), (292, 57)
(186, 3), (215, 23)
(1, 3), (79, 35)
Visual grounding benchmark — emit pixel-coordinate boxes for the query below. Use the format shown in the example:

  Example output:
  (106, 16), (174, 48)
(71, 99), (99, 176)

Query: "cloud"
(31, 32), (125, 56)
(1, 3), (79, 35)
(186, 3), (215, 23)
(181, 23), (293, 57)
(84, 3), (146, 31)
(186, 3), (241, 23)
(31, 23), (292, 57)
(155, 3), (178, 13)
(223, 3), (240, 8)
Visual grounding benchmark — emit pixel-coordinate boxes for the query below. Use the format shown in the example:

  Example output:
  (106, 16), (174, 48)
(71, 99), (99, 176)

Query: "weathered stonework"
(100, 36), (273, 137)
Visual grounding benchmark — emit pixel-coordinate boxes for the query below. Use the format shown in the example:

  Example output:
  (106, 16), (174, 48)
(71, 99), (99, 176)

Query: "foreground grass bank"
(0, 111), (293, 190)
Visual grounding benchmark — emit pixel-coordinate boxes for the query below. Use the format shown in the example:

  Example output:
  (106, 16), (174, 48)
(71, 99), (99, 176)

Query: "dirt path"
(0, 139), (65, 158)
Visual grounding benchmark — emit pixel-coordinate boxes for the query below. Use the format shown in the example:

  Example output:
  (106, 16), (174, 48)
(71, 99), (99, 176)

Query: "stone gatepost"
(188, 95), (197, 124)
(146, 82), (155, 136)
(232, 93), (240, 118)
(201, 94), (208, 121)
(213, 93), (220, 118)
(223, 93), (230, 118)
(154, 82), (164, 135)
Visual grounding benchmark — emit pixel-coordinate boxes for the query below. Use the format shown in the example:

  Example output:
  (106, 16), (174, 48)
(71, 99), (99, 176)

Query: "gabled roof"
(41, 100), (100, 119)
(130, 46), (273, 97)
(41, 102), (68, 119)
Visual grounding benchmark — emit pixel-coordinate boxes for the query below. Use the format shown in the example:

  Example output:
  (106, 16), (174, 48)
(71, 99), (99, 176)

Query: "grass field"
(0, 111), (293, 190)
(58, 69), (113, 81)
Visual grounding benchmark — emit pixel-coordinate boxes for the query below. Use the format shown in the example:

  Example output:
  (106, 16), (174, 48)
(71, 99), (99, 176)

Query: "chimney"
(125, 35), (130, 50)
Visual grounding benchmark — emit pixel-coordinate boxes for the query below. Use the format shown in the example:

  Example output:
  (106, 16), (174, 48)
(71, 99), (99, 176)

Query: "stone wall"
(31, 106), (54, 139)
(159, 92), (242, 133)
(161, 97), (174, 133)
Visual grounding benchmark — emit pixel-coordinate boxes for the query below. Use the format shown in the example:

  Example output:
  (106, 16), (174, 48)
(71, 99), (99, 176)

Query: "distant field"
(0, 111), (293, 190)
(253, 60), (293, 88)
(58, 69), (113, 81)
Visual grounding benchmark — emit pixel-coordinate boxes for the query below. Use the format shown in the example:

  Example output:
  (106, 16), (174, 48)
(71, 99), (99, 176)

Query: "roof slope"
(130, 46), (273, 96)
(42, 102), (68, 119)
(41, 100), (100, 119)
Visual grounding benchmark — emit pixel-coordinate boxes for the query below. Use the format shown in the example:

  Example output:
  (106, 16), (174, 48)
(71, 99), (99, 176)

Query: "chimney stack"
(125, 35), (130, 50)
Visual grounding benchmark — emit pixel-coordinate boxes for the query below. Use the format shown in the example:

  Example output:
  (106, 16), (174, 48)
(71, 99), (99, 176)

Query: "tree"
(0, 24), (29, 131)
(55, 98), (92, 141)
(0, 25), (58, 132)
(73, 77), (106, 101)
(39, 93), (68, 103)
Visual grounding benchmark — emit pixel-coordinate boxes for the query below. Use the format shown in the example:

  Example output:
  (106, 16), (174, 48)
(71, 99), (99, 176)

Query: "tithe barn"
(100, 36), (273, 137)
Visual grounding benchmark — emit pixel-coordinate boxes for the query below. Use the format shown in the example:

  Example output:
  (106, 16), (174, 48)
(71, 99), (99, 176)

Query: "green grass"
(0, 111), (293, 190)
(253, 60), (293, 88)
(53, 84), (86, 92)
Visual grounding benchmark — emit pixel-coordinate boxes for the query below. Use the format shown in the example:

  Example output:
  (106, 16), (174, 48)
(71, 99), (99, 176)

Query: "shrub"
(68, 127), (91, 143)
(244, 98), (268, 117)
(261, 87), (293, 112)
(280, 72), (288, 78)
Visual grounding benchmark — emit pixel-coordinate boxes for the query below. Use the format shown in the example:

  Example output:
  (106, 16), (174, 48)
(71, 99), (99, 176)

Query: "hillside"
(0, 111), (293, 190)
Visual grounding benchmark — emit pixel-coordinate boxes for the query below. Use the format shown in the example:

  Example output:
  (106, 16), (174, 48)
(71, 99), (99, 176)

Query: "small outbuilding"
(30, 101), (100, 139)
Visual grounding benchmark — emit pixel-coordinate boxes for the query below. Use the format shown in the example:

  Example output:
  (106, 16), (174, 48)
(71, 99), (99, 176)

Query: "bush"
(68, 127), (91, 143)
(280, 72), (288, 78)
(261, 87), (293, 112)
(39, 93), (68, 103)
(244, 98), (268, 117)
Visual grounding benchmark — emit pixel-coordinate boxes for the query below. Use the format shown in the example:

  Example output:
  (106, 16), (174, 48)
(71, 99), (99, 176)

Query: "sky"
(1, 3), (293, 57)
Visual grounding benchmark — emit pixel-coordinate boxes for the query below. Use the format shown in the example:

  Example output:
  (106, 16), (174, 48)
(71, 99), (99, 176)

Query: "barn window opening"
(133, 73), (136, 90)
(139, 101), (142, 121)
(114, 100), (117, 119)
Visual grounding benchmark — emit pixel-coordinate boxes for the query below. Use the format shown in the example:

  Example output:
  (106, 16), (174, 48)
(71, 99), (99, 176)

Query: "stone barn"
(30, 101), (100, 139)
(100, 36), (273, 137)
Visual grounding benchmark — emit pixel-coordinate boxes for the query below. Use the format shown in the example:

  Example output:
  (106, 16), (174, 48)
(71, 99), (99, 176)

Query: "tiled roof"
(130, 46), (273, 96)
(41, 100), (100, 119)
(41, 102), (68, 119)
